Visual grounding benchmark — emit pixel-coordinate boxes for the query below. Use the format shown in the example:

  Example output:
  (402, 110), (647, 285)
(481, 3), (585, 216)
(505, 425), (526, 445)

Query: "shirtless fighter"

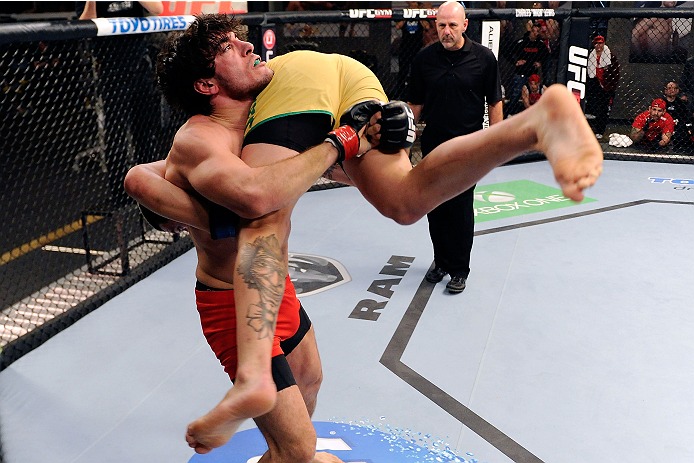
(125, 13), (603, 456)
(124, 14), (410, 462)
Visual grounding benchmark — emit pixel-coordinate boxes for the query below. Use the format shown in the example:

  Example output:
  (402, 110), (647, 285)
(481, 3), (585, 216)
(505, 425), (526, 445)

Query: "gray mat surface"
(2, 160), (693, 463)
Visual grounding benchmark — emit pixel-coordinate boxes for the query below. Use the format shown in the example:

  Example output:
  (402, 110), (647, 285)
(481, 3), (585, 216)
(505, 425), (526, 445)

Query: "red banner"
(159, 1), (247, 16)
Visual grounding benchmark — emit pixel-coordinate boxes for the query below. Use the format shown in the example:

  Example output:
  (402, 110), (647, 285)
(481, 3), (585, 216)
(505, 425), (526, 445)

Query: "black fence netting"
(2, 6), (694, 378)
(241, 7), (694, 164)
(0, 31), (193, 369)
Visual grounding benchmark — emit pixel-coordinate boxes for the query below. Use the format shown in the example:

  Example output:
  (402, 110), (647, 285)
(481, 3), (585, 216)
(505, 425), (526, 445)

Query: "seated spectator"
(663, 81), (693, 151)
(505, 20), (549, 117)
(521, 74), (546, 109)
(630, 98), (675, 148)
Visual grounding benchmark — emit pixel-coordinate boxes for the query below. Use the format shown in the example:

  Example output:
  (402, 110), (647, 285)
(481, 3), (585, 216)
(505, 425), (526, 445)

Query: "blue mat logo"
(649, 177), (694, 185)
(189, 421), (475, 462)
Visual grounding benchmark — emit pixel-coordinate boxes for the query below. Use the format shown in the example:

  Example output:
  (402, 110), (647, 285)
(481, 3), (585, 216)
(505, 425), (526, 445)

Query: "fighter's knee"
(300, 369), (323, 400)
(292, 356), (323, 396)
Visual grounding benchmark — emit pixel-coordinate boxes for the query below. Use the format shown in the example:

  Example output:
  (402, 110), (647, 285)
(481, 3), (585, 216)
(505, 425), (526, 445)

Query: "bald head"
(436, 1), (468, 50)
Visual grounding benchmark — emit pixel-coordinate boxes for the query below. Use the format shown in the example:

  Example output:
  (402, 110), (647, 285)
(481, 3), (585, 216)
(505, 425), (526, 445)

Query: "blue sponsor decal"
(93, 16), (194, 36)
(649, 177), (694, 184)
(189, 421), (476, 462)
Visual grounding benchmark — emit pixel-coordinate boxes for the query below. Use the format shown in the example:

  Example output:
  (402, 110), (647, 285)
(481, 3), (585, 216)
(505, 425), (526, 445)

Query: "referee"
(407, 1), (503, 294)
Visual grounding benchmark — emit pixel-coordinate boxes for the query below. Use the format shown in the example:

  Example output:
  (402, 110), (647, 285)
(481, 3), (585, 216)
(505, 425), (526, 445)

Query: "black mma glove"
(378, 101), (416, 153)
(325, 100), (382, 164)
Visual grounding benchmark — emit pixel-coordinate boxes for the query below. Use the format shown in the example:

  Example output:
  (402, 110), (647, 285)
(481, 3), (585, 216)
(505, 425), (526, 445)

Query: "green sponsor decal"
(473, 180), (596, 222)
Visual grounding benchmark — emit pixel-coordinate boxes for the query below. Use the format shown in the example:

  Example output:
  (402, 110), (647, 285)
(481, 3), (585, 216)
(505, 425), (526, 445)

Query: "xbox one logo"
(474, 190), (515, 202)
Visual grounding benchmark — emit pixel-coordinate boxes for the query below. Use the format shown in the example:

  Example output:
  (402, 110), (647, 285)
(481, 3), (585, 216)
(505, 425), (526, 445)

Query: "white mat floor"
(2, 160), (694, 463)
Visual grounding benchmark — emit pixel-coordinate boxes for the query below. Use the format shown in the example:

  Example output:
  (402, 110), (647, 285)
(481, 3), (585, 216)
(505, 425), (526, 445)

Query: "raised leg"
(186, 209), (293, 453)
(343, 84), (602, 225)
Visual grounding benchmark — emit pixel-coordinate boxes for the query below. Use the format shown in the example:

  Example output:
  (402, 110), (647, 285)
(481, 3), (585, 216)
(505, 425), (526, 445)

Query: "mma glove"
(325, 100), (382, 164)
(377, 101), (416, 153)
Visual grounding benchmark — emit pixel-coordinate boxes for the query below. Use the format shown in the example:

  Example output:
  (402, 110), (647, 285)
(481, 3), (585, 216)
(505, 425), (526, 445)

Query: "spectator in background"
(586, 35), (620, 139)
(530, 19), (558, 87)
(663, 81), (693, 150)
(543, 18), (561, 86)
(525, 2), (546, 33)
(506, 20), (549, 117)
(420, 2), (438, 48)
(548, 1), (571, 7)
(286, 1), (335, 10)
(77, 1), (163, 18)
(631, 1), (688, 63)
(395, 1), (426, 99)
(522, 74), (546, 109)
(630, 98), (675, 148)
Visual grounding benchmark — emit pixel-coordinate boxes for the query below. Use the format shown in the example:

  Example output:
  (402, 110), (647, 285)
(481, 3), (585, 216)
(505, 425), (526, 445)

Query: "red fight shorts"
(195, 275), (301, 380)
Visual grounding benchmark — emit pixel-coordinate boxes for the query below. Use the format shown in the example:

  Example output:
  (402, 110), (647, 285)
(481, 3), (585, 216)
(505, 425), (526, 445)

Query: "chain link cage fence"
(0, 30), (194, 369)
(2, 7), (694, 458)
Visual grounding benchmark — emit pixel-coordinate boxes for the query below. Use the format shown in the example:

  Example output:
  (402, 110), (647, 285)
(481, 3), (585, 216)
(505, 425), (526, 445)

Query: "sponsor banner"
(481, 21), (500, 129)
(93, 16), (194, 36)
(261, 26), (276, 63)
(403, 8), (437, 19)
(566, 17), (590, 107)
(515, 8), (556, 18)
(348, 9), (393, 19)
(481, 21), (501, 59)
(473, 180), (596, 222)
(189, 421), (470, 462)
(159, 1), (247, 16)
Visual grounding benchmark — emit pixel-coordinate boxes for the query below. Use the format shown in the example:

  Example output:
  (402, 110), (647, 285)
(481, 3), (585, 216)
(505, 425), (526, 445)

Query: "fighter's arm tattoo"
(237, 234), (287, 340)
(323, 164), (339, 180)
(630, 126), (643, 141)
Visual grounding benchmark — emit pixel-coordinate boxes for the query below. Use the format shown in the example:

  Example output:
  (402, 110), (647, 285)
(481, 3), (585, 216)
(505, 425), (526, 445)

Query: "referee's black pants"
(426, 184), (475, 279)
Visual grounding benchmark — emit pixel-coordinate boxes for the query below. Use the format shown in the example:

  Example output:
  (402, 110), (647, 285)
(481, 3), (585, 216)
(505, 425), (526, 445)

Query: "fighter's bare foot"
(186, 378), (276, 454)
(531, 84), (604, 202)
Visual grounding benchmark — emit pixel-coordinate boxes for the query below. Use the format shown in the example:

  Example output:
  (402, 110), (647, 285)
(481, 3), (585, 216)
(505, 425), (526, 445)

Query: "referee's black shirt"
(407, 33), (503, 154)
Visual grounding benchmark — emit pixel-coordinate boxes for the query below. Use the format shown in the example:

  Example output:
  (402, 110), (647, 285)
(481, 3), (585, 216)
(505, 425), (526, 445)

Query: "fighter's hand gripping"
(325, 100), (382, 164)
(377, 101), (416, 153)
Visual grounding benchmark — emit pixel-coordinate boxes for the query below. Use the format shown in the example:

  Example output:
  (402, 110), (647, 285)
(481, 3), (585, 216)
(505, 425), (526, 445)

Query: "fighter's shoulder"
(267, 50), (323, 69)
(172, 116), (233, 157)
